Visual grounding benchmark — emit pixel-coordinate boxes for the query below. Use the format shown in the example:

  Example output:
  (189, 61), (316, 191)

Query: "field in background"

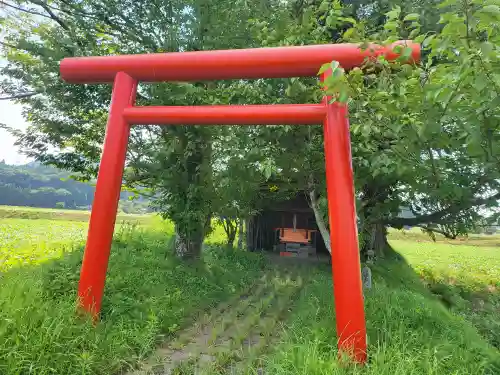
(388, 226), (500, 247)
(0, 205), (162, 271)
(388, 227), (500, 284)
(0, 218), (88, 271)
(0, 205), (150, 223)
(390, 230), (500, 351)
(0, 205), (233, 271)
(392, 239), (500, 285)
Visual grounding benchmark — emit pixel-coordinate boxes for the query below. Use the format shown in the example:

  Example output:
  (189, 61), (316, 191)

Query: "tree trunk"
(246, 218), (254, 251)
(227, 230), (236, 248)
(221, 218), (237, 248)
(360, 221), (389, 259)
(308, 188), (331, 254)
(237, 219), (244, 250)
(174, 224), (203, 259)
(357, 179), (396, 260)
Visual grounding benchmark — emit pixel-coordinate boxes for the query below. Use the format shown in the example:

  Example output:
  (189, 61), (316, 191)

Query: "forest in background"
(0, 161), (150, 213)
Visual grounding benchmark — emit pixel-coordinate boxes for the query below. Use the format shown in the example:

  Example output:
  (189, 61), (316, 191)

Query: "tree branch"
(29, 0), (70, 31)
(386, 190), (500, 227)
(1, 0), (52, 18)
(415, 225), (457, 239)
(35, 0), (100, 20)
(0, 92), (38, 100)
(0, 41), (29, 52)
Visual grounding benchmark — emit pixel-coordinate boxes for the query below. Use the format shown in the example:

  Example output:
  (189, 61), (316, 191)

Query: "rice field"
(0, 206), (155, 271)
(0, 218), (87, 271)
(0, 205), (150, 223)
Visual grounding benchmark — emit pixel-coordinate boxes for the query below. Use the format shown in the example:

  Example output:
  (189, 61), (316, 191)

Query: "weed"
(258, 263), (500, 375)
(0, 223), (267, 374)
(1, 211), (499, 374)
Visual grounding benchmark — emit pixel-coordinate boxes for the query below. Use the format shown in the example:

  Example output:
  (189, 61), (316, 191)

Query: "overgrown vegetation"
(0, 211), (499, 373)
(2, 0), (498, 257)
(0, 221), (268, 374)
(260, 259), (500, 375)
(392, 236), (500, 351)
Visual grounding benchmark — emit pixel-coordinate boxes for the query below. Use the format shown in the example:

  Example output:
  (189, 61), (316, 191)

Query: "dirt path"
(127, 266), (306, 375)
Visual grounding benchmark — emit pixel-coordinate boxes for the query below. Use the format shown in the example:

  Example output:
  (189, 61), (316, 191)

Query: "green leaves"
(479, 42), (494, 57)
(478, 4), (500, 16)
(320, 60), (350, 102)
(386, 6), (401, 20)
(317, 61), (340, 76)
(401, 46), (414, 61)
(2, 0), (499, 244)
(404, 14), (420, 22)
(318, 62), (331, 76)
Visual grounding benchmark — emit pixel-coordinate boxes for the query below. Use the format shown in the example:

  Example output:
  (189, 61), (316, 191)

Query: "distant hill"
(0, 161), (150, 214)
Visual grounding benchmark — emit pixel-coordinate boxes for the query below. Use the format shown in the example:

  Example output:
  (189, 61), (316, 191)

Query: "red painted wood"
(77, 72), (137, 318)
(123, 104), (326, 125)
(60, 42), (420, 83)
(322, 92), (367, 361)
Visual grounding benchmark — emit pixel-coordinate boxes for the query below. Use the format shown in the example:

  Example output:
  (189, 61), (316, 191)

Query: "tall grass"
(392, 239), (500, 351)
(259, 261), (500, 375)
(0, 224), (267, 374)
(1, 213), (499, 374)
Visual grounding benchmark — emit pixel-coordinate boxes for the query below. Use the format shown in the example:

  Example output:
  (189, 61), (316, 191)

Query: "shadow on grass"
(0, 226), (269, 375)
(414, 268), (500, 350)
(259, 248), (500, 375)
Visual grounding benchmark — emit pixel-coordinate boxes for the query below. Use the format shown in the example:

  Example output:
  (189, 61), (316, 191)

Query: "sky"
(0, 47), (30, 165)
(0, 9), (29, 165)
(0, 100), (30, 165)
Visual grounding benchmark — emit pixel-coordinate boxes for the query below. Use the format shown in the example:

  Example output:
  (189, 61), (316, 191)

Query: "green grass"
(0, 205), (151, 223)
(0, 218), (88, 270)
(257, 260), (500, 375)
(0, 207), (171, 271)
(392, 238), (500, 351)
(0, 223), (268, 374)
(391, 239), (500, 286)
(254, 236), (500, 374)
(1, 210), (499, 374)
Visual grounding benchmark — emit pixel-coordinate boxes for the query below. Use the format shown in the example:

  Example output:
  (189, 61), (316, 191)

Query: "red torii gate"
(60, 42), (420, 363)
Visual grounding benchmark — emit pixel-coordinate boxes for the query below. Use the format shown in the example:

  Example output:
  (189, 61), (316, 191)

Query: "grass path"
(128, 265), (307, 375)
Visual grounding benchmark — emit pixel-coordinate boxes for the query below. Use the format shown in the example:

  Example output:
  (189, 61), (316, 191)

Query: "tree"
(249, 0), (500, 257)
(212, 126), (274, 248)
(318, 0), (500, 255)
(0, 0), (282, 258)
(2, 0), (499, 261)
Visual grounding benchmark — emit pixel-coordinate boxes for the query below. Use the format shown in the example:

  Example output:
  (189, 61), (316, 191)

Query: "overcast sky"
(0, 9), (30, 165)
(0, 99), (29, 165)
(1, 45), (30, 165)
